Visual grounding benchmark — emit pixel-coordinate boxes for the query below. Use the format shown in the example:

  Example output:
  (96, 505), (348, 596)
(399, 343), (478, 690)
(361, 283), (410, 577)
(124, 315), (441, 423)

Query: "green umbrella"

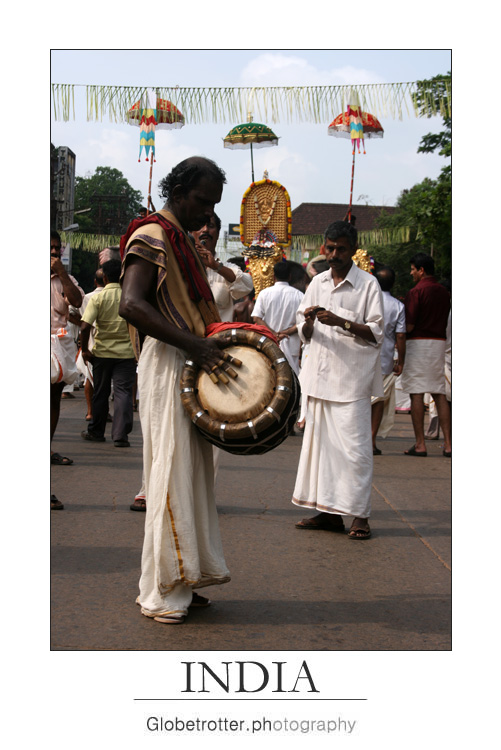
(223, 116), (279, 182)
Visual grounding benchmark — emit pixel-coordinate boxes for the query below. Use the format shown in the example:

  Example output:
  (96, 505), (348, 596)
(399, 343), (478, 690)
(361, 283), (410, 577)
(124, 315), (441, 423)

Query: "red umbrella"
(328, 103), (383, 221)
(126, 89), (185, 212)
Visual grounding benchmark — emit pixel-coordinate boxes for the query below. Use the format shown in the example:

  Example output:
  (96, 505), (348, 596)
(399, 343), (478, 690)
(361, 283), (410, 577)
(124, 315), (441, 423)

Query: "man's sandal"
(130, 497), (146, 511)
(404, 445), (427, 457)
(348, 521), (372, 540)
(51, 452), (73, 465)
(152, 614), (185, 624)
(295, 514), (345, 532)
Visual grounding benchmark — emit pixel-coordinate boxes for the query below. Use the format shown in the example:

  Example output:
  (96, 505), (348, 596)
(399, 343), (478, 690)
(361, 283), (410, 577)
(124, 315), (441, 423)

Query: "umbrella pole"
(147, 152), (154, 213)
(348, 148), (356, 222)
(250, 142), (255, 182)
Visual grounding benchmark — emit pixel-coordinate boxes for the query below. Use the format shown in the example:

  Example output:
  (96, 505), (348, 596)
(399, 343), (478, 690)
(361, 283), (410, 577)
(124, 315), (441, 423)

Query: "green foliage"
(374, 72), (451, 296)
(70, 247), (99, 294)
(74, 166), (143, 236)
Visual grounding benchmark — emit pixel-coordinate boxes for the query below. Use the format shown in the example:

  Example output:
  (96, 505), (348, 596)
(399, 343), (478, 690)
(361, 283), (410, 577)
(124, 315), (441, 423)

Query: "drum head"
(196, 345), (276, 423)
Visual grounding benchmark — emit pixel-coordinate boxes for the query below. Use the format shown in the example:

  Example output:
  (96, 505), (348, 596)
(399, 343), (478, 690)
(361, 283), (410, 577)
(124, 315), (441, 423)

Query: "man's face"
(51, 239), (61, 259)
(410, 264), (423, 284)
(173, 177), (222, 232)
(324, 236), (354, 276)
(51, 239), (61, 272)
(191, 216), (220, 255)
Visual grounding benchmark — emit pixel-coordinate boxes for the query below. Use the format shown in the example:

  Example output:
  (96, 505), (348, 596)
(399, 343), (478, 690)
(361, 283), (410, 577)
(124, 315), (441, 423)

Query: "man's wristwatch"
(344, 320), (351, 330)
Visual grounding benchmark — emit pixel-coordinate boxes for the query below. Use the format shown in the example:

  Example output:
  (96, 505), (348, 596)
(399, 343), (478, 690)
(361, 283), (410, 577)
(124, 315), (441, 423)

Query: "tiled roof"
(291, 202), (396, 235)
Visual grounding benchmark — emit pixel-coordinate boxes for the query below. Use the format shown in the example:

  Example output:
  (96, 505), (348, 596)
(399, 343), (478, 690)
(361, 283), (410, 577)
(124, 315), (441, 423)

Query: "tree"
(74, 166), (143, 236)
(374, 73), (451, 296)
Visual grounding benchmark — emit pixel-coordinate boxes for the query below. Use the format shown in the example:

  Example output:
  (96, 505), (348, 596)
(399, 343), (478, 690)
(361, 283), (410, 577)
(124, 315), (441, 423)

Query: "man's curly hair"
(158, 157), (227, 202)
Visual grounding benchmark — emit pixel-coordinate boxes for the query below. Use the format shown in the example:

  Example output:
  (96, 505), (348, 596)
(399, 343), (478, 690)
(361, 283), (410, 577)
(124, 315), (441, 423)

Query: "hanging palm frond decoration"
(292, 226), (412, 251)
(61, 232), (122, 252)
(51, 79), (451, 125)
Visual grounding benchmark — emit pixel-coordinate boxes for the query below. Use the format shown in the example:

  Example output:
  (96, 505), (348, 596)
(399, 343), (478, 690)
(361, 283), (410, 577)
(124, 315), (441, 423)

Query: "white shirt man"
(192, 215), (253, 322)
(205, 262), (253, 322)
(292, 223), (384, 540)
(371, 272), (406, 453)
(252, 262), (304, 375)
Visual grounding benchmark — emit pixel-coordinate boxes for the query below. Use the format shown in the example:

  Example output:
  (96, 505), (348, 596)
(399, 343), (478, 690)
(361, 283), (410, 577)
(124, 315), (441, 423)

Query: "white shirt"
(50, 272), (84, 333)
(380, 291), (406, 375)
(206, 263), (254, 322)
(297, 263), (384, 402)
(252, 281), (304, 357)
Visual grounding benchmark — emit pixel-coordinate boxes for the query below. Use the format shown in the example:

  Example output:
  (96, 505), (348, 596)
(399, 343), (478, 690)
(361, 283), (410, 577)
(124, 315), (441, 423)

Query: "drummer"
(192, 214), (254, 322)
(120, 156), (240, 624)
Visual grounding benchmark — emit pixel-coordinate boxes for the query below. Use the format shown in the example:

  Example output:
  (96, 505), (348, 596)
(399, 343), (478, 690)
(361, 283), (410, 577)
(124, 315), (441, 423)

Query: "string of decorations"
(51, 79), (451, 125)
(62, 226), (412, 254)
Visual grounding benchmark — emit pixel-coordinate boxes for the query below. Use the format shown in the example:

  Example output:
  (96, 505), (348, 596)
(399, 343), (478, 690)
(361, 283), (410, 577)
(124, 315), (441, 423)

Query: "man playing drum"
(120, 156), (240, 623)
(292, 221), (384, 540)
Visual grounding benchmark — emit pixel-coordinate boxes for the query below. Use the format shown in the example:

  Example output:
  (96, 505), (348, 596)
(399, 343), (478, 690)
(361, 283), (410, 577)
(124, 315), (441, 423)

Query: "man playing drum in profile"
(292, 221), (384, 540)
(120, 156), (240, 624)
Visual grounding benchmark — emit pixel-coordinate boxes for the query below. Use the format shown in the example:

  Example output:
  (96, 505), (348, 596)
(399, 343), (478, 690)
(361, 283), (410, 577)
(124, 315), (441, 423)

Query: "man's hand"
(393, 362), (404, 376)
(99, 247), (120, 266)
(81, 349), (94, 365)
(187, 335), (241, 384)
(51, 257), (83, 307)
(316, 309), (342, 327)
(51, 256), (66, 277)
(302, 306), (323, 339)
(196, 245), (219, 270)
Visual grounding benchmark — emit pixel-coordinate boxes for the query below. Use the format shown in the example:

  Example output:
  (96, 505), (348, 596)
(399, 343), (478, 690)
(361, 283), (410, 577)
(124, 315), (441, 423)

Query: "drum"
(180, 328), (301, 455)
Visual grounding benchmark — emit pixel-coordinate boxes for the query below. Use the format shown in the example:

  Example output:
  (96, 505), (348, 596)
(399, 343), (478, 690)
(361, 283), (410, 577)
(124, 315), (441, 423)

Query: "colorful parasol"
(328, 98), (383, 221)
(223, 114), (279, 182)
(126, 89), (185, 211)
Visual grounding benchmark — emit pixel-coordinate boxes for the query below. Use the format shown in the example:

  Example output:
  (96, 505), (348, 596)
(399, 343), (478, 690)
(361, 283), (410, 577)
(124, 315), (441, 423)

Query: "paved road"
(51, 390), (451, 651)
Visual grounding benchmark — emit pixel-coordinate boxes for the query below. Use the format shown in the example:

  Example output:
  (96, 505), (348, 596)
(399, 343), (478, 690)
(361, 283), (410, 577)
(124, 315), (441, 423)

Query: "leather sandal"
(404, 445), (427, 457)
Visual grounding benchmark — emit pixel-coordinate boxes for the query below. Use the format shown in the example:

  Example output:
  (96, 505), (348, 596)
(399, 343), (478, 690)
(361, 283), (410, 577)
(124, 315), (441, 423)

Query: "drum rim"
(180, 329), (295, 442)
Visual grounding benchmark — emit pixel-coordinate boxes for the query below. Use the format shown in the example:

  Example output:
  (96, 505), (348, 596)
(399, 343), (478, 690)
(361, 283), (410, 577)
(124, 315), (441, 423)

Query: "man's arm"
(119, 254), (237, 379)
(196, 245), (236, 283)
(315, 309), (377, 343)
(394, 332), (406, 375)
(80, 321), (93, 364)
(51, 257), (83, 307)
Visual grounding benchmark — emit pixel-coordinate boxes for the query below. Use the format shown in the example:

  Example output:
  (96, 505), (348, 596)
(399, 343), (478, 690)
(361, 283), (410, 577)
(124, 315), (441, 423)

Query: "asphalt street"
(50, 389), (451, 651)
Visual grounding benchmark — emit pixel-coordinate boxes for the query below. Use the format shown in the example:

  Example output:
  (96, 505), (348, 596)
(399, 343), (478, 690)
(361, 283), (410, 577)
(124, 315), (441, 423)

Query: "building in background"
(291, 202), (397, 263)
(51, 145), (76, 231)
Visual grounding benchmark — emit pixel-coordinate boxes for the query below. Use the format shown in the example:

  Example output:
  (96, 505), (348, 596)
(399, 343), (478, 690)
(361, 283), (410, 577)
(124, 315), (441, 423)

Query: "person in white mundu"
(292, 221), (384, 540)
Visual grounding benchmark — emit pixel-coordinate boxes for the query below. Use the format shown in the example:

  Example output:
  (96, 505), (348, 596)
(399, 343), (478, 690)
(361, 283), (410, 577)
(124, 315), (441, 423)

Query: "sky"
(50, 50), (451, 235)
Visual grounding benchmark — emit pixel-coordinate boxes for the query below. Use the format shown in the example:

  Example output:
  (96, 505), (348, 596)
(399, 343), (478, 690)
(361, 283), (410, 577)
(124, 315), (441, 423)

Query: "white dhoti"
(137, 337), (230, 618)
(400, 339), (447, 395)
(292, 396), (373, 518)
(371, 371), (397, 438)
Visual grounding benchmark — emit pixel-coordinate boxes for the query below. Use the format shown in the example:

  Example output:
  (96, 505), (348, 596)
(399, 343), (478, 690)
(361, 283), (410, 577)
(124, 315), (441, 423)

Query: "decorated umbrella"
(126, 89), (185, 211)
(328, 99), (383, 222)
(223, 114), (279, 182)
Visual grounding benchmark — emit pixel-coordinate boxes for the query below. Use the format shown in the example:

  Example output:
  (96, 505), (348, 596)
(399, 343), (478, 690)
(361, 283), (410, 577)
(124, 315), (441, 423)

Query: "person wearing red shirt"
(401, 253), (451, 457)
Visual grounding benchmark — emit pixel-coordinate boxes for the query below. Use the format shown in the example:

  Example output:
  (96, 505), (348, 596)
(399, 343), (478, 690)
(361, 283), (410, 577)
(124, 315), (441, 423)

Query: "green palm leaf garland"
(51, 80), (450, 124)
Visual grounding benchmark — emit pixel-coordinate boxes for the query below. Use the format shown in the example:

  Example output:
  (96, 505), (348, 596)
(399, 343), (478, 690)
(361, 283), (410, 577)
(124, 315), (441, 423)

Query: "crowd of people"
(51, 155), (451, 622)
